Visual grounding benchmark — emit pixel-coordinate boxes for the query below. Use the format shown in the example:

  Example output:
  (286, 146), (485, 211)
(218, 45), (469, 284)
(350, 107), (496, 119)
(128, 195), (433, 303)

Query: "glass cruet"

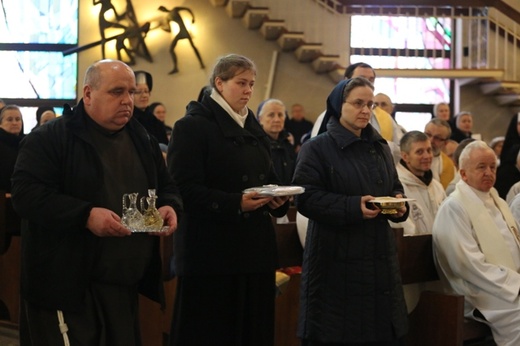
(122, 192), (144, 232)
(140, 189), (164, 232)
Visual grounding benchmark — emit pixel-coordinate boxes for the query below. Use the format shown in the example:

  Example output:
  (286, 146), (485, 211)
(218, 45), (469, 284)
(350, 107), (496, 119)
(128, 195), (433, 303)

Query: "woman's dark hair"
(209, 54), (256, 89)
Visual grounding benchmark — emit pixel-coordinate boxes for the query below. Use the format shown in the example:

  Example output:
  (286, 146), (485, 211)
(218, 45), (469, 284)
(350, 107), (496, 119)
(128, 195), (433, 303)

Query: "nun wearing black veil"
(293, 77), (409, 346)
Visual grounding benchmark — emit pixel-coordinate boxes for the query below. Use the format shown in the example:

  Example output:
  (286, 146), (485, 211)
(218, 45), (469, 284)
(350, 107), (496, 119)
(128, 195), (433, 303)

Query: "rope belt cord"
(57, 310), (71, 346)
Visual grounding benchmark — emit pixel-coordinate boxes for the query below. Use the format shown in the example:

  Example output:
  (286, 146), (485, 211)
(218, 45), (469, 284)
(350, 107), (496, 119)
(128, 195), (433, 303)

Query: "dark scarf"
(0, 128), (24, 147)
(400, 159), (434, 185)
(317, 79), (352, 135)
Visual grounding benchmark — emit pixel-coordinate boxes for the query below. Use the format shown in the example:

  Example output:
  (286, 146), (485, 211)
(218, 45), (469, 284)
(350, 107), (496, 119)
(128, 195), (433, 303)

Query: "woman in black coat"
(494, 115), (520, 198)
(293, 77), (409, 345)
(0, 105), (24, 192)
(167, 54), (289, 346)
(500, 113), (520, 166)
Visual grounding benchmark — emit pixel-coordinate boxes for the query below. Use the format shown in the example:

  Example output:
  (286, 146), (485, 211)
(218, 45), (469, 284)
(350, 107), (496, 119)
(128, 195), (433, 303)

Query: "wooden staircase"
(480, 81), (520, 113)
(210, 0), (520, 113)
(210, 0), (342, 76)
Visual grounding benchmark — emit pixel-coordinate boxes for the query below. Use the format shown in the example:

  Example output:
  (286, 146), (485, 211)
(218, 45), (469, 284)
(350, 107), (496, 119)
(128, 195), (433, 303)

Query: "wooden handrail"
(491, 0), (520, 25)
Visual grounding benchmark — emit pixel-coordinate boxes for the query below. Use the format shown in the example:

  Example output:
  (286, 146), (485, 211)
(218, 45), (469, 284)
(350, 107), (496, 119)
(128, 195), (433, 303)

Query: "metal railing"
(247, 0), (520, 81)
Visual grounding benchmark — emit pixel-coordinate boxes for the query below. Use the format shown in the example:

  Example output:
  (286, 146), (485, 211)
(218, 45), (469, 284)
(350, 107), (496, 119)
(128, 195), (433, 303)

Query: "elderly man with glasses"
(424, 118), (456, 190)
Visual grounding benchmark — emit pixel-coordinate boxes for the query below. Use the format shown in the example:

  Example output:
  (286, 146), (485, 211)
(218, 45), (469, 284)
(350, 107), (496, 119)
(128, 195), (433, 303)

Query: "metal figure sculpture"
(88, 0), (152, 63)
(115, 22), (150, 65)
(93, 0), (127, 58)
(158, 6), (205, 74)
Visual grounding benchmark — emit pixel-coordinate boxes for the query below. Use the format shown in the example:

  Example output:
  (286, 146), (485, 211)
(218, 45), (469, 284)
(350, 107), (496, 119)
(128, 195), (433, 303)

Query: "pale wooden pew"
(272, 206), (303, 346)
(140, 206), (305, 346)
(141, 210), (493, 346)
(393, 228), (493, 346)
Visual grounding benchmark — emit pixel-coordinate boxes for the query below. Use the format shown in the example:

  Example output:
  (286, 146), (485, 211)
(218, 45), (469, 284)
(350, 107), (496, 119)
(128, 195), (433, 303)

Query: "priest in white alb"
(433, 140), (520, 346)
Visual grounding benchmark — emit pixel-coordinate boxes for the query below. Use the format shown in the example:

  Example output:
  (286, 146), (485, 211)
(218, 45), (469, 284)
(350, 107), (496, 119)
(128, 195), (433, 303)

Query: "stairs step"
(374, 69), (504, 79)
(212, 0), (520, 113)
(260, 20), (286, 40)
(294, 43), (323, 62)
(209, 0), (228, 6)
(242, 7), (269, 30)
(277, 32), (305, 51)
(312, 55), (340, 74)
(226, 0), (249, 18)
(495, 94), (520, 106)
(480, 81), (520, 95)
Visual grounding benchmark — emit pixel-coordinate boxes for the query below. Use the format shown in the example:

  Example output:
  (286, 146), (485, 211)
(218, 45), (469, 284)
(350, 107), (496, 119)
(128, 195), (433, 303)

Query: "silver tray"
(130, 226), (170, 233)
(243, 185), (305, 197)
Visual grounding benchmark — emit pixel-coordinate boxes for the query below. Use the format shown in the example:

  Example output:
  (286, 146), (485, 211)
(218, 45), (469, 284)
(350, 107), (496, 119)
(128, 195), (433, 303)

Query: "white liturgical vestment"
(432, 180), (520, 346)
(390, 162), (446, 235)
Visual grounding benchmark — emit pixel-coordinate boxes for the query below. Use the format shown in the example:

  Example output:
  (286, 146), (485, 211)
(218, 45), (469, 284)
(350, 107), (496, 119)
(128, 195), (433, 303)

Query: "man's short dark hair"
(344, 62), (375, 79)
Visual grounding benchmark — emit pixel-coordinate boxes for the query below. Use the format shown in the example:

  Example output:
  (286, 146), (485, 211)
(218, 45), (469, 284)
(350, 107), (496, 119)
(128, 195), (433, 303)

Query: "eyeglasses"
(425, 132), (448, 142)
(345, 100), (376, 110)
(134, 89), (150, 95)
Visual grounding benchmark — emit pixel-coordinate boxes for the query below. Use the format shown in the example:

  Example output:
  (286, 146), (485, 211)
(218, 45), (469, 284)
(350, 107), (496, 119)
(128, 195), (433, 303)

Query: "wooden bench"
(272, 210), (303, 268)
(272, 206), (303, 346)
(139, 206), (305, 346)
(141, 213), (496, 346)
(393, 228), (493, 346)
(270, 223), (493, 346)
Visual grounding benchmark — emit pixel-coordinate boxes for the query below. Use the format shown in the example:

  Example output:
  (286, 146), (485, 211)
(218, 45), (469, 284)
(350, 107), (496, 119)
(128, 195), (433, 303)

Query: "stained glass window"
(0, 0), (78, 133)
(351, 15), (453, 131)
(0, 51), (77, 100)
(0, 0), (78, 44)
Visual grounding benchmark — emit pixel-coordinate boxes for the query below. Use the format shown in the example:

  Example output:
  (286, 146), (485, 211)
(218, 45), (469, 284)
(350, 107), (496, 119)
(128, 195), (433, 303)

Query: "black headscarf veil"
(317, 79), (352, 135)
(500, 113), (520, 165)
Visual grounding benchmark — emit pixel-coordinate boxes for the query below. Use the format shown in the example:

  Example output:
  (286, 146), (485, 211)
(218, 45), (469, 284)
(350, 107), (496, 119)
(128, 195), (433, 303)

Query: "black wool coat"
(268, 130), (296, 185)
(11, 100), (182, 311)
(168, 95), (288, 276)
(0, 128), (24, 192)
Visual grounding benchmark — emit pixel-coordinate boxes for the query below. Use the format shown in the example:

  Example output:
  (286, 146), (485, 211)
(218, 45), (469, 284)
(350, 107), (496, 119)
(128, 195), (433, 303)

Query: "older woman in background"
(433, 102), (451, 121)
(450, 111), (473, 143)
(132, 70), (168, 145)
(257, 98), (296, 185)
(148, 102), (172, 140)
(0, 105), (24, 192)
(31, 106), (56, 131)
